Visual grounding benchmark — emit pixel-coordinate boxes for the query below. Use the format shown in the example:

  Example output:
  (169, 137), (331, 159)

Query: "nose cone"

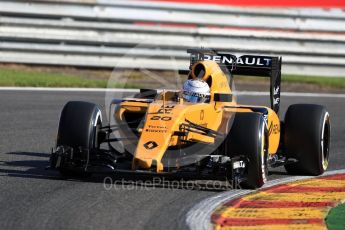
(133, 139), (165, 171)
(132, 102), (186, 172)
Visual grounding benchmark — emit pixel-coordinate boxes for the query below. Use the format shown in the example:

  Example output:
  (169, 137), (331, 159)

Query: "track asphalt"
(0, 90), (344, 230)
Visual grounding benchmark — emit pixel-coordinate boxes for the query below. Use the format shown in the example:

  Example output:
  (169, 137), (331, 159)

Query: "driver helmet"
(182, 79), (210, 103)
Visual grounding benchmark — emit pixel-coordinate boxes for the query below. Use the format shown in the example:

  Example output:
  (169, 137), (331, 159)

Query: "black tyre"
(225, 113), (268, 189)
(57, 101), (102, 177)
(284, 104), (330, 175)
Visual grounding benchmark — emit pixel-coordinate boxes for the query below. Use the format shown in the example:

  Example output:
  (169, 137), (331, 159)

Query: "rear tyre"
(57, 101), (102, 177)
(225, 113), (268, 189)
(284, 104), (330, 175)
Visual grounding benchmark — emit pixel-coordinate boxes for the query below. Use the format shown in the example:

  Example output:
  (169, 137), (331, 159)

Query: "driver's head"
(182, 79), (210, 103)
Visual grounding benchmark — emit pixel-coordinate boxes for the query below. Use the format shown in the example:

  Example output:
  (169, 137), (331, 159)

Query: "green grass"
(0, 67), (344, 89)
(326, 202), (345, 230)
(0, 68), (136, 88)
(282, 75), (345, 89)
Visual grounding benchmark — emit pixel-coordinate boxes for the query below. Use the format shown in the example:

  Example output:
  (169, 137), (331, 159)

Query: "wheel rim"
(261, 122), (268, 183)
(321, 112), (330, 170)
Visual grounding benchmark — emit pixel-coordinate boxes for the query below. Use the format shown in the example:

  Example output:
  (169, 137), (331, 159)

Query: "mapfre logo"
(203, 54), (272, 67)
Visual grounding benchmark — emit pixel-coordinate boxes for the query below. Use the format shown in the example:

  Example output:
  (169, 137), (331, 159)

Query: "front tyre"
(284, 104), (330, 175)
(56, 101), (102, 177)
(225, 113), (268, 189)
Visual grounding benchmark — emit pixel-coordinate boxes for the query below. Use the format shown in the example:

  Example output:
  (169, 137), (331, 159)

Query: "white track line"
(236, 91), (345, 98)
(0, 87), (345, 98)
(185, 169), (345, 230)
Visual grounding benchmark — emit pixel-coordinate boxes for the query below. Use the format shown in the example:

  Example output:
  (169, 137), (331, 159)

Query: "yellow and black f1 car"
(50, 49), (331, 189)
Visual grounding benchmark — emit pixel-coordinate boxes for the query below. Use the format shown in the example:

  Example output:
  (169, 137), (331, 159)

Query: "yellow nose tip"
(132, 157), (164, 172)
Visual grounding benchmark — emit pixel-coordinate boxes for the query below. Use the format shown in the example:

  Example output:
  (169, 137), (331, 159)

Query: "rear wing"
(186, 49), (282, 114)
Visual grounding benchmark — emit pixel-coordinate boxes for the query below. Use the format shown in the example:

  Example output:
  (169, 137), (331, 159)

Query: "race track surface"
(0, 90), (344, 230)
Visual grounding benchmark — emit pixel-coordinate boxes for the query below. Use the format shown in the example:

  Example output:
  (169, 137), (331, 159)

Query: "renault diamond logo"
(144, 141), (158, 150)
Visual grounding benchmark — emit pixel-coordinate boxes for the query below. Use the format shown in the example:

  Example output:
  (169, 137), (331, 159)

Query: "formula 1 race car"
(49, 49), (331, 189)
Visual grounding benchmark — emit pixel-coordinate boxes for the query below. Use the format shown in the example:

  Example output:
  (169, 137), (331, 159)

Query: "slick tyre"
(226, 113), (268, 189)
(284, 104), (330, 175)
(57, 101), (102, 177)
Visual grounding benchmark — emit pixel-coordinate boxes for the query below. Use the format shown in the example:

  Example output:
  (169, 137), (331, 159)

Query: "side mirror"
(214, 93), (232, 102)
(135, 89), (157, 99)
